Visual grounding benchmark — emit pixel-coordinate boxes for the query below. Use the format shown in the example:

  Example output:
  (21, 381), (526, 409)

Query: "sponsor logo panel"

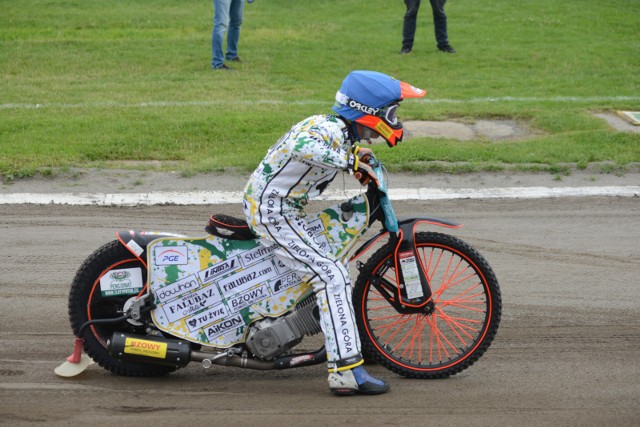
(269, 272), (303, 294)
(154, 245), (188, 265)
(229, 283), (271, 313)
(185, 302), (228, 332)
(217, 260), (278, 296)
(124, 338), (167, 359)
(306, 218), (325, 236)
(99, 267), (144, 297)
(154, 274), (200, 304)
(240, 243), (278, 268)
(198, 259), (239, 285)
(162, 286), (222, 324)
(315, 234), (330, 252)
(205, 314), (244, 341)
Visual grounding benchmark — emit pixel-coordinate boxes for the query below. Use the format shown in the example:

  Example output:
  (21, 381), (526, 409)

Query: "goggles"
(379, 103), (400, 129)
(336, 91), (401, 128)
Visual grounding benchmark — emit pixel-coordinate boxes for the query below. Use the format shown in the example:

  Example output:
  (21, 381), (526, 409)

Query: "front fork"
(389, 225), (433, 309)
(355, 186), (462, 313)
(377, 192), (434, 310)
(365, 257), (435, 315)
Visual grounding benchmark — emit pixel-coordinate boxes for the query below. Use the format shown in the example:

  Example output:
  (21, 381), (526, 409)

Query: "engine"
(246, 296), (322, 360)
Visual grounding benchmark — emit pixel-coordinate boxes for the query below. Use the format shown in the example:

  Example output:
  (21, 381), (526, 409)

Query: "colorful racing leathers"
(243, 114), (364, 372)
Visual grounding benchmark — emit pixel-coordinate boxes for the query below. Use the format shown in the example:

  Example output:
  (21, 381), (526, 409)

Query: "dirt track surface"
(1, 195), (639, 426)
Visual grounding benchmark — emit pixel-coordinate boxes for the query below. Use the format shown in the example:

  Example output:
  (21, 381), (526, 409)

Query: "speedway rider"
(243, 70), (426, 395)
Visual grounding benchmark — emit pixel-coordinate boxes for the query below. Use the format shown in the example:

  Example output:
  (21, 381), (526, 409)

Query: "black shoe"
(228, 57), (242, 62)
(438, 44), (456, 53)
(213, 64), (235, 71)
(400, 48), (412, 54)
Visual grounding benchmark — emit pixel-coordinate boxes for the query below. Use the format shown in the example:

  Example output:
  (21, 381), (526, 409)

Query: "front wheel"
(353, 232), (501, 379)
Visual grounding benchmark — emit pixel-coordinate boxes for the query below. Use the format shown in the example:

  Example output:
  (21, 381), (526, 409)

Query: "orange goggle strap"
(355, 115), (403, 146)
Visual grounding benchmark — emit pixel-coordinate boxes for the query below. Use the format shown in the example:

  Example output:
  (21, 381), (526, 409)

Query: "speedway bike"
(57, 154), (501, 380)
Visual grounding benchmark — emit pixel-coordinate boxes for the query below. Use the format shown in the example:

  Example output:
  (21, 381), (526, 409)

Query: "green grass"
(1, 0), (639, 180)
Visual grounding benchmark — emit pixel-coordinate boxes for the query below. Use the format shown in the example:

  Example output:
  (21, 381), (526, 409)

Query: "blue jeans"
(212, 0), (244, 68)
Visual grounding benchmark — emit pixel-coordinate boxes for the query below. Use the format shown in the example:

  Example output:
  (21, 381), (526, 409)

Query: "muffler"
(108, 332), (326, 371)
(108, 332), (191, 367)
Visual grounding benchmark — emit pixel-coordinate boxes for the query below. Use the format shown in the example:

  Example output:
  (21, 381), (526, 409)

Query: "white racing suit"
(243, 114), (363, 372)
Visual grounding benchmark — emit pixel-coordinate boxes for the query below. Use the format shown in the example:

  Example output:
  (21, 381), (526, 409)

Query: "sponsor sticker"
(217, 260), (278, 295)
(124, 337), (167, 359)
(314, 234), (330, 252)
(99, 267), (144, 297)
(154, 274), (200, 304)
(240, 244), (278, 268)
(306, 218), (325, 236)
(228, 283), (271, 313)
(374, 121), (394, 139)
(205, 314), (244, 341)
(154, 245), (188, 265)
(399, 251), (423, 299)
(289, 354), (314, 367)
(126, 239), (144, 257)
(162, 285), (222, 323)
(198, 258), (239, 285)
(269, 272), (303, 294)
(185, 302), (228, 332)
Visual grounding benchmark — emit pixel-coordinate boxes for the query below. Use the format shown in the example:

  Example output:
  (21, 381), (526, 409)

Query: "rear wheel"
(68, 240), (176, 376)
(354, 232), (501, 379)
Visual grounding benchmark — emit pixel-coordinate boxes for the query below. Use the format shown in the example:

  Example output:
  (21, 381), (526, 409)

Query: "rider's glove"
(347, 146), (378, 187)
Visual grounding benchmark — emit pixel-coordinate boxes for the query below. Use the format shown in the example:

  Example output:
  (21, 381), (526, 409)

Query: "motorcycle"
(56, 154), (501, 381)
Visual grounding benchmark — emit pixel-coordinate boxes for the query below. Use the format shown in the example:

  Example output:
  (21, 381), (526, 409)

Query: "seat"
(205, 214), (256, 240)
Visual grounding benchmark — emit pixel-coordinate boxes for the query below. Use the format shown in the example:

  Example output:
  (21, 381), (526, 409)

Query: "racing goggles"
(379, 103), (401, 129)
(354, 102), (404, 147)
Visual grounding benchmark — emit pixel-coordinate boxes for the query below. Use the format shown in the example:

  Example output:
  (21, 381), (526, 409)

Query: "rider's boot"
(328, 365), (390, 395)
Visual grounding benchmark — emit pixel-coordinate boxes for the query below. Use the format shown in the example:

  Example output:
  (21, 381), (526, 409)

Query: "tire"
(353, 232), (501, 379)
(68, 240), (176, 377)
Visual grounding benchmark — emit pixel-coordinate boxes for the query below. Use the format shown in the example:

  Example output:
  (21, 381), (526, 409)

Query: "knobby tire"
(354, 232), (502, 379)
(68, 240), (176, 377)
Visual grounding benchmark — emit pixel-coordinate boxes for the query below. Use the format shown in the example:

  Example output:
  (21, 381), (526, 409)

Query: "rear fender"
(350, 216), (462, 262)
(116, 230), (187, 267)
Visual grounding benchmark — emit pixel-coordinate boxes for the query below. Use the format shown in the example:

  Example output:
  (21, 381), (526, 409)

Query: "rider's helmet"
(332, 70), (426, 147)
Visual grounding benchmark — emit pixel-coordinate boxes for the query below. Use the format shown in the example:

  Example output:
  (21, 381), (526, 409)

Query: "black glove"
(347, 146), (379, 187)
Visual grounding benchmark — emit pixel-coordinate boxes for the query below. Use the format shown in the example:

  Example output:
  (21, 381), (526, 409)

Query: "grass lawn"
(1, 0), (639, 181)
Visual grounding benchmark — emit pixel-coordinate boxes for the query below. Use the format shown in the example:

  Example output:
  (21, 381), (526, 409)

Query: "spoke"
(422, 248), (444, 283)
(380, 314), (415, 347)
(370, 313), (405, 322)
(434, 307), (476, 343)
(440, 286), (487, 313)
(395, 315), (430, 359)
(435, 263), (474, 300)
(428, 316), (449, 362)
(374, 313), (412, 339)
(427, 314), (462, 362)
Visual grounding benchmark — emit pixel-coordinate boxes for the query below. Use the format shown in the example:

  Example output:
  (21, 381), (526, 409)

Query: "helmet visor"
(355, 115), (403, 147)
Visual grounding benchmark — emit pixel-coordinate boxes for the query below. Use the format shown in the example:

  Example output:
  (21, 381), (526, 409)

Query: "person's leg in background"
(225, 0), (245, 62)
(212, 0), (232, 69)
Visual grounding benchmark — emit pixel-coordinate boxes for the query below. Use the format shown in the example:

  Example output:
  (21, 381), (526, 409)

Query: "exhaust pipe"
(108, 332), (326, 371)
(191, 346), (326, 370)
(108, 332), (191, 367)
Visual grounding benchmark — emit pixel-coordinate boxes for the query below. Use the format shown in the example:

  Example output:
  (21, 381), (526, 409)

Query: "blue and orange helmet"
(332, 70), (426, 147)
